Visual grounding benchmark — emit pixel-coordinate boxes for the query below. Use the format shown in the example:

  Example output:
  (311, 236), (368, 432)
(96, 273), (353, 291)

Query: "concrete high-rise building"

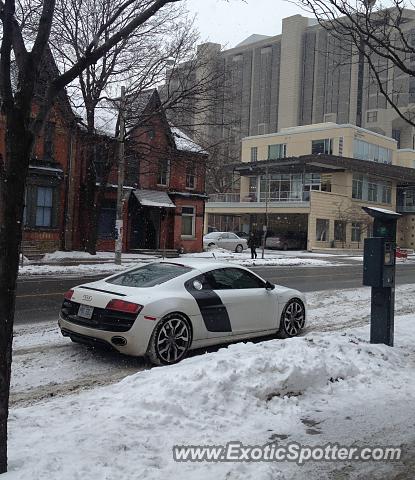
(184, 9), (415, 159)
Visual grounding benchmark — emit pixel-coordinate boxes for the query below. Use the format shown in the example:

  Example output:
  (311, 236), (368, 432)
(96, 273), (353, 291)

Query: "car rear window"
(105, 263), (193, 288)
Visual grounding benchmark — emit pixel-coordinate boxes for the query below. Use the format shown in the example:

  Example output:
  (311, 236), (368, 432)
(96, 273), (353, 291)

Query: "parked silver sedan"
(203, 232), (248, 253)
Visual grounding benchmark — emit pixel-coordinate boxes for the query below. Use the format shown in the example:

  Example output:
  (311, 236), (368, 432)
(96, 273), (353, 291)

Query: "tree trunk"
(83, 145), (98, 255)
(0, 112), (33, 473)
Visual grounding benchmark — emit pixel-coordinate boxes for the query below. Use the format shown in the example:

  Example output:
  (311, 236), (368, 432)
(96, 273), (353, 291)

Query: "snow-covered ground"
(5, 284), (415, 479)
(18, 249), (357, 277)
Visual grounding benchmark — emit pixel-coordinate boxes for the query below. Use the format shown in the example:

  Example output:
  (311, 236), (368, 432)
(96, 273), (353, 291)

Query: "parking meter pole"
(370, 286), (395, 346)
(362, 207), (401, 347)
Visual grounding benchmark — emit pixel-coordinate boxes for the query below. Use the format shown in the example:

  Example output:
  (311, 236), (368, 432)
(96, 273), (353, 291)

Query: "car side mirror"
(217, 236), (223, 241)
(265, 281), (275, 290)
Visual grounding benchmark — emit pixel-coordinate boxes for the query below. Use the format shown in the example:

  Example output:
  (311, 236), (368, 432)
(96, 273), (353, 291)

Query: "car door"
(217, 233), (231, 250)
(206, 268), (278, 335)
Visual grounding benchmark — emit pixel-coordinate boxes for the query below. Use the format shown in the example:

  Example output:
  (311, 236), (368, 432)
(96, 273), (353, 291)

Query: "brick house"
(12, 53), (208, 256)
(18, 51), (82, 256)
(96, 89), (208, 254)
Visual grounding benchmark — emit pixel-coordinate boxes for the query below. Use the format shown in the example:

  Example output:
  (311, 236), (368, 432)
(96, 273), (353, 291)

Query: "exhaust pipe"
(111, 336), (127, 347)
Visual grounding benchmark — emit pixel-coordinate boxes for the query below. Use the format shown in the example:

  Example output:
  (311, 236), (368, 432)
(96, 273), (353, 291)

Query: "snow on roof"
(171, 127), (208, 155)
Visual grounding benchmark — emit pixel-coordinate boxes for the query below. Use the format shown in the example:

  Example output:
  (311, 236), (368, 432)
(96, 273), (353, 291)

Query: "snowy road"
(11, 284), (415, 408)
(14, 262), (415, 325)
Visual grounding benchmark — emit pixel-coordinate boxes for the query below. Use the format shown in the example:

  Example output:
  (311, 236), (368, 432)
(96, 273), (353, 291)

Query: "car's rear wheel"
(147, 314), (192, 366)
(277, 299), (305, 338)
(235, 244), (243, 253)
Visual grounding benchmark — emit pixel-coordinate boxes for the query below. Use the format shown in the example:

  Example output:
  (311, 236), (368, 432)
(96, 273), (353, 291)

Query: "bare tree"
(0, 0), (191, 472)
(333, 200), (372, 248)
(293, 0), (415, 128)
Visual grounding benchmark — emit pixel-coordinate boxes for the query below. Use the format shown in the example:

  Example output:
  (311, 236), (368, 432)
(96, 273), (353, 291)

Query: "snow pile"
(18, 263), (133, 277)
(234, 258), (333, 267)
(42, 251), (158, 262)
(6, 326), (415, 479)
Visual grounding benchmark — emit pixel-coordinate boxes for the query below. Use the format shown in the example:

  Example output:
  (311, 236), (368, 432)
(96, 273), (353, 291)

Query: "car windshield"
(105, 263), (193, 288)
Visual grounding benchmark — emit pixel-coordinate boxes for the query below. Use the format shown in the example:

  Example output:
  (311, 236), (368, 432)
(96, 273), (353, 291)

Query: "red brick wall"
(172, 198), (204, 253)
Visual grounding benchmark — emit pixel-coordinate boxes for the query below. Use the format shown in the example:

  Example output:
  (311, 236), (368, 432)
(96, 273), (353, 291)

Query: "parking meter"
(362, 207), (401, 347)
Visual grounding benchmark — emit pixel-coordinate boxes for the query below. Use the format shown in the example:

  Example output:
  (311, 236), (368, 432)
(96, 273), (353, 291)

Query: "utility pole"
(115, 86), (126, 265)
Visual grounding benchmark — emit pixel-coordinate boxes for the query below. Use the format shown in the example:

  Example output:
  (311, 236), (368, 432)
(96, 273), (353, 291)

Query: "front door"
(206, 268), (278, 335)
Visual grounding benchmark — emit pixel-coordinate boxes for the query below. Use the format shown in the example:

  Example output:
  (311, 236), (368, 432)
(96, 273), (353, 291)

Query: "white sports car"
(59, 259), (306, 366)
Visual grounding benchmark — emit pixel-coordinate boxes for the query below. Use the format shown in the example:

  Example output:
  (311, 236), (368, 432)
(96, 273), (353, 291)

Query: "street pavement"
(15, 262), (415, 326)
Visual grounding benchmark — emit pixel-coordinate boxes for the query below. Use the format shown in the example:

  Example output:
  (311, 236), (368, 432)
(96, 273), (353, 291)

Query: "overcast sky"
(184, 0), (306, 49)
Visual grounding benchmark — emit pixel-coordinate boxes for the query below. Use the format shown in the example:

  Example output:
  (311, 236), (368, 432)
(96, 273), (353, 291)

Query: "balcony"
(207, 192), (310, 210)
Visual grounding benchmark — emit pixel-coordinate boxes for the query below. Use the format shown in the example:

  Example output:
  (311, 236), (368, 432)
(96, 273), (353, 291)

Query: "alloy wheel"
(156, 317), (191, 364)
(283, 300), (305, 336)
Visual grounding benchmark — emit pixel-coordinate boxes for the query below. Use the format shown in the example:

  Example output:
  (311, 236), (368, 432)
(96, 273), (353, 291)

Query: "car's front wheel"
(277, 299), (305, 338)
(147, 314), (192, 366)
(235, 244), (243, 253)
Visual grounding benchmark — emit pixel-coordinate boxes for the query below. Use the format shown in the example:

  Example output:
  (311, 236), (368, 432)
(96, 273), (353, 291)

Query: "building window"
(98, 201), (116, 239)
(250, 147), (258, 162)
(181, 206), (195, 237)
(157, 158), (169, 186)
(368, 181), (378, 202)
(35, 187), (53, 227)
(351, 222), (362, 242)
(367, 111), (378, 123)
(312, 139), (332, 155)
(186, 163), (196, 189)
(316, 219), (329, 242)
(392, 129), (401, 149)
(352, 174), (363, 200)
(353, 139), (392, 164)
(43, 122), (55, 161)
(334, 220), (347, 243)
(268, 144), (286, 160)
(352, 174), (391, 205)
(382, 184), (392, 204)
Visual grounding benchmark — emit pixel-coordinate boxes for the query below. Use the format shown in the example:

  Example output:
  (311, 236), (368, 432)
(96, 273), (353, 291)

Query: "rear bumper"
(58, 314), (154, 357)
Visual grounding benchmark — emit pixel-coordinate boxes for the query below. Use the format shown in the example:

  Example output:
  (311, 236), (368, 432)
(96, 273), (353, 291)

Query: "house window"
(367, 111), (378, 123)
(312, 139), (332, 155)
(251, 147), (258, 162)
(44, 122), (55, 161)
(98, 201), (116, 239)
(35, 187), (53, 227)
(186, 163), (196, 189)
(316, 219), (329, 242)
(157, 159), (169, 186)
(351, 222), (362, 242)
(334, 220), (347, 242)
(181, 206), (195, 237)
(268, 144), (286, 160)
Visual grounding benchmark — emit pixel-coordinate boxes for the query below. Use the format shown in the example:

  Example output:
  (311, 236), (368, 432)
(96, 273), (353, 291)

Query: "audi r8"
(59, 259), (306, 365)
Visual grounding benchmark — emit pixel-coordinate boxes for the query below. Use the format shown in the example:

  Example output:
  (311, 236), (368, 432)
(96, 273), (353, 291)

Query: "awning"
(132, 189), (176, 208)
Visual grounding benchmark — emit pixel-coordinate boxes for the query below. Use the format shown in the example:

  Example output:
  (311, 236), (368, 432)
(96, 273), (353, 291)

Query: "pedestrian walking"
(247, 232), (258, 259)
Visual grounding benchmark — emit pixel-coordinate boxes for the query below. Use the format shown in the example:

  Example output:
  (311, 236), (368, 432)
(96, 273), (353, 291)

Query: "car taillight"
(64, 289), (74, 300)
(106, 299), (143, 315)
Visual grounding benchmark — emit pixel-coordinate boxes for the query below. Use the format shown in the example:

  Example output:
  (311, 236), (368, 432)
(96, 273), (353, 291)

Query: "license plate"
(78, 304), (94, 319)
